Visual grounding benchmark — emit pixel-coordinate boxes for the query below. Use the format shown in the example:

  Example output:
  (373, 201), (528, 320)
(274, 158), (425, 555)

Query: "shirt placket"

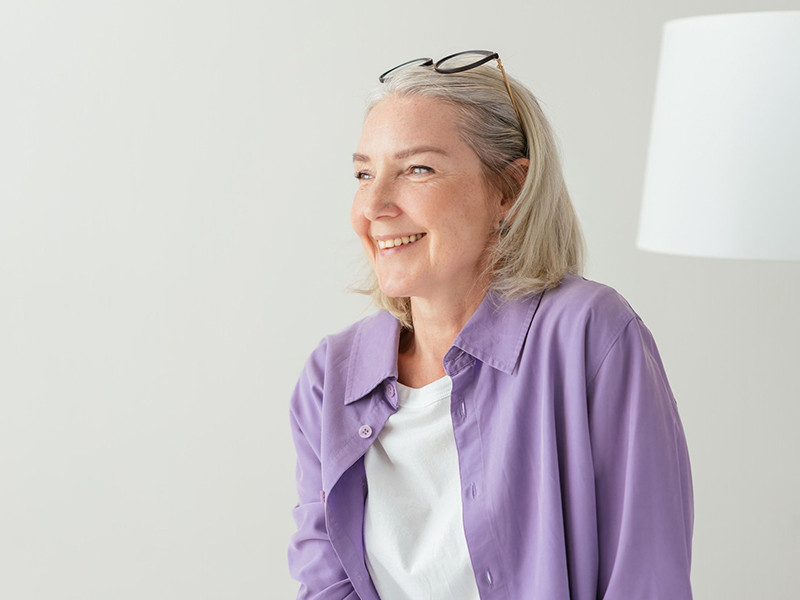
(326, 381), (399, 600)
(446, 349), (510, 600)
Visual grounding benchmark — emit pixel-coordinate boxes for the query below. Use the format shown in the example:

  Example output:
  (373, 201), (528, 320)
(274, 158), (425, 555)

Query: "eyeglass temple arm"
(495, 58), (524, 128)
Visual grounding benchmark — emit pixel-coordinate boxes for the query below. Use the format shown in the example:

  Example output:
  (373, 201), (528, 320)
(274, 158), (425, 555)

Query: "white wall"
(1, 1), (799, 598)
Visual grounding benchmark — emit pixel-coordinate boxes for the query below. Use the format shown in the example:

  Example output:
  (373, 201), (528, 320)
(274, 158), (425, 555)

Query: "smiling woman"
(288, 51), (693, 600)
(351, 96), (507, 336)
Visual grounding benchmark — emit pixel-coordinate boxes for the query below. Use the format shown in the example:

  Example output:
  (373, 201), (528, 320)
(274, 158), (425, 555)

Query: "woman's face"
(351, 95), (506, 304)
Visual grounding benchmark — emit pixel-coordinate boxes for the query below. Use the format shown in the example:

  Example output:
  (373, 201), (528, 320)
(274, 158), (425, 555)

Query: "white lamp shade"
(638, 12), (800, 260)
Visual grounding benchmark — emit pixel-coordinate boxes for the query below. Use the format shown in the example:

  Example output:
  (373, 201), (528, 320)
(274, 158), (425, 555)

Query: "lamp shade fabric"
(637, 12), (800, 260)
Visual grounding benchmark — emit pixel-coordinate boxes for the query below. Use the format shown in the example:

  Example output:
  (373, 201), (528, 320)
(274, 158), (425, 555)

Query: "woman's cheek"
(349, 197), (363, 232)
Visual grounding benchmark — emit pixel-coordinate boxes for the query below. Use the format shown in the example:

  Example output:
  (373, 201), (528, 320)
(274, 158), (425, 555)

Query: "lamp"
(637, 11), (800, 260)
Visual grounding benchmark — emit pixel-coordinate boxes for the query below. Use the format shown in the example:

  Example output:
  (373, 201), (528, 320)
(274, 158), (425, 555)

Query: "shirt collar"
(452, 290), (543, 373)
(343, 289), (544, 405)
(344, 310), (402, 405)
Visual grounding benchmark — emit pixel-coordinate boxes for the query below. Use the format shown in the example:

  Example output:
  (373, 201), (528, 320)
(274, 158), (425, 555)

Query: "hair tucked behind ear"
(353, 63), (585, 329)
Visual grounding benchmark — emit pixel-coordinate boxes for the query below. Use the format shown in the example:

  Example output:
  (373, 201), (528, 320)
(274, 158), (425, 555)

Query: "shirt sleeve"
(288, 345), (358, 600)
(587, 316), (694, 599)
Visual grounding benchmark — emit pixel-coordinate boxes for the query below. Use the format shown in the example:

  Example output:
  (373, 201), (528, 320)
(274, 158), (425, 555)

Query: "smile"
(376, 233), (426, 249)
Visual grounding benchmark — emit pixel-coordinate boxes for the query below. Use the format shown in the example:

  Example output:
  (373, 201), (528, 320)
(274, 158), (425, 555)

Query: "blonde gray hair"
(357, 62), (585, 328)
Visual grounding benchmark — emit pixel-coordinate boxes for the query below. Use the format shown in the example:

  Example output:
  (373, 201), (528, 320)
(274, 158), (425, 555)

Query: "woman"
(288, 51), (693, 600)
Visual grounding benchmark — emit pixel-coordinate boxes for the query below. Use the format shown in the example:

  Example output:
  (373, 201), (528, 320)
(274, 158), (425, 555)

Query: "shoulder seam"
(586, 315), (638, 386)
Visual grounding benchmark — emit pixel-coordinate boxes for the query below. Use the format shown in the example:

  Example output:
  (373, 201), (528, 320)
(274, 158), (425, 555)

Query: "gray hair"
(357, 62), (585, 328)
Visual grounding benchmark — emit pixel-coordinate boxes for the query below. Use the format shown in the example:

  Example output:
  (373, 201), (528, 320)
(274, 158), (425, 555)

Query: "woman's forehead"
(357, 96), (466, 158)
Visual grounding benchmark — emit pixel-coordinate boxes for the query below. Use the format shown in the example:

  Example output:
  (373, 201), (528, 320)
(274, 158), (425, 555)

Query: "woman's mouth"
(376, 233), (426, 249)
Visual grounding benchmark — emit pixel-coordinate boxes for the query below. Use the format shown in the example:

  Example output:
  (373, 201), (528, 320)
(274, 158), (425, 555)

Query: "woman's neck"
(397, 286), (488, 388)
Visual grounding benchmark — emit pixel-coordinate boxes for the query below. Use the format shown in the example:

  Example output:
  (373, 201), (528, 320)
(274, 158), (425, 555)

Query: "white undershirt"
(363, 375), (480, 600)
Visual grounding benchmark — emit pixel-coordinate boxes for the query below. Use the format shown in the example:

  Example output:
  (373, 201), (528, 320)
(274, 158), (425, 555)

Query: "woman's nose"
(362, 177), (402, 221)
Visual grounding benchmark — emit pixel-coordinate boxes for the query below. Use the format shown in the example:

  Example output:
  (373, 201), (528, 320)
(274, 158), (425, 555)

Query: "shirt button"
(484, 568), (494, 586)
(358, 424), (373, 439)
(385, 383), (395, 398)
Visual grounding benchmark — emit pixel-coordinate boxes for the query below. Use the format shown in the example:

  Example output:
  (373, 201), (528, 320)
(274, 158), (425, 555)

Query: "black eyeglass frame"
(378, 50), (523, 128)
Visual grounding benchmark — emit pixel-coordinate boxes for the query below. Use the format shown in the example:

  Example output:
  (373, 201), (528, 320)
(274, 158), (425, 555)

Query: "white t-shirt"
(363, 375), (480, 600)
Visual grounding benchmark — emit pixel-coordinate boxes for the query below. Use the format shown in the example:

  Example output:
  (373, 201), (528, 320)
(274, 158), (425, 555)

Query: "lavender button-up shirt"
(289, 275), (693, 599)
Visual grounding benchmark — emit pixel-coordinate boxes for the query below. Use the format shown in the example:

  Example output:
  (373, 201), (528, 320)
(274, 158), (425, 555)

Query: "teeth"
(377, 233), (424, 249)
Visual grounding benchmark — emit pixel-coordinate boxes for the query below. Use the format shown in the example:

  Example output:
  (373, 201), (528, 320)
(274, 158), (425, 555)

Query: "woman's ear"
(497, 158), (529, 221)
(504, 158), (529, 205)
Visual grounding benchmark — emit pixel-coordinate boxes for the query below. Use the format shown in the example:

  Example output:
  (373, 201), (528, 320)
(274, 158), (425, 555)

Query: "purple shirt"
(288, 275), (693, 599)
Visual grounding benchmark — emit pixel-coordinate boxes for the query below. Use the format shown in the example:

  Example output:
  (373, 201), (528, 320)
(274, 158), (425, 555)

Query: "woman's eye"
(354, 171), (373, 180)
(410, 165), (433, 175)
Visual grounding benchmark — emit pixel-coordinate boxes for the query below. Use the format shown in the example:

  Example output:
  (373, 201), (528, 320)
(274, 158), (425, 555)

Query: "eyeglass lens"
(378, 58), (434, 83)
(435, 51), (497, 73)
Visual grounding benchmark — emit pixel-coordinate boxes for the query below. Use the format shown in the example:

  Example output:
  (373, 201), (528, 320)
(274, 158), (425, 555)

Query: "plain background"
(1, 1), (799, 598)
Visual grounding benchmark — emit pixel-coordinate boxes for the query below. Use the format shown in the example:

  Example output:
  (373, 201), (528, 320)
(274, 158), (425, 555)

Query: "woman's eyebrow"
(352, 146), (449, 163)
(394, 146), (448, 160)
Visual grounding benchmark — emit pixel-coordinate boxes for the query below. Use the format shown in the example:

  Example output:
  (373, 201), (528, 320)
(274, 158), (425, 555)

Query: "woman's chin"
(377, 279), (416, 300)
(378, 286), (410, 299)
